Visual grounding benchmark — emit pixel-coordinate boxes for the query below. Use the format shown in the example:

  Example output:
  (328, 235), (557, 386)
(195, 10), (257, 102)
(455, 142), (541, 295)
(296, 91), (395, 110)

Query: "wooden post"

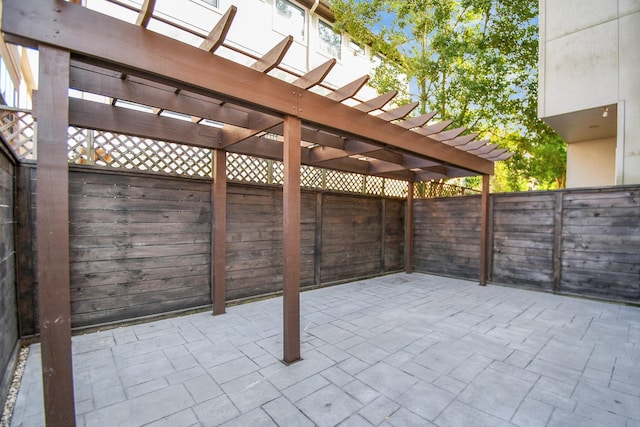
(314, 192), (323, 286)
(283, 115), (301, 364)
(35, 45), (76, 427)
(405, 181), (414, 274)
(552, 192), (564, 292)
(212, 149), (226, 315)
(380, 198), (386, 273)
(479, 174), (490, 286)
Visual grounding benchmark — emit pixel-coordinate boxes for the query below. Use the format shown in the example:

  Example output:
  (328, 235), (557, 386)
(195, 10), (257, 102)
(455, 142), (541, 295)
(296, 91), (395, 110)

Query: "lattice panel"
(68, 127), (90, 164)
(271, 161), (284, 185)
(365, 176), (384, 196)
(384, 179), (408, 198)
(325, 170), (365, 194)
(0, 109), (36, 160)
(227, 153), (270, 183)
(413, 181), (479, 198)
(86, 130), (212, 177)
(301, 165), (324, 189)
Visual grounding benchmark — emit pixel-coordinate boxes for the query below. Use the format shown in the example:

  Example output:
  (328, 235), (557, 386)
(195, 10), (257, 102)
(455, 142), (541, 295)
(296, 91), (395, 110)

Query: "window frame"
(273, 0), (307, 43)
(317, 19), (342, 60)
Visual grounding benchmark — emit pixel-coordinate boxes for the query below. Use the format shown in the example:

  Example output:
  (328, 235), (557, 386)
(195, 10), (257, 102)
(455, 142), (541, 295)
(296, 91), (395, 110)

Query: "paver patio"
(8, 273), (640, 426)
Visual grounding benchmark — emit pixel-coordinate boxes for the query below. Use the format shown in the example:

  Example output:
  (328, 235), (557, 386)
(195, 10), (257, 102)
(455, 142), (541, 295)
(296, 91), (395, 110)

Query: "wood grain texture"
(0, 146), (18, 409)
(413, 196), (481, 279)
(68, 169), (212, 326)
(491, 192), (555, 290)
(559, 188), (640, 301)
(35, 45), (76, 427)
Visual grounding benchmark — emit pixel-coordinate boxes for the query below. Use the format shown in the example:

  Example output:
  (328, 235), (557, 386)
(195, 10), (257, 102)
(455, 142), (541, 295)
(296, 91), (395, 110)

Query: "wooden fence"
(15, 163), (405, 334)
(414, 187), (640, 302)
(0, 144), (18, 407)
(8, 160), (640, 339)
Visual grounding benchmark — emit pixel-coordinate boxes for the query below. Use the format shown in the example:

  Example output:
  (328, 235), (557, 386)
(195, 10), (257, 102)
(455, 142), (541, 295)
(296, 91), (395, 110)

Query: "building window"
(318, 20), (341, 59)
(274, 0), (305, 41)
(349, 40), (364, 56)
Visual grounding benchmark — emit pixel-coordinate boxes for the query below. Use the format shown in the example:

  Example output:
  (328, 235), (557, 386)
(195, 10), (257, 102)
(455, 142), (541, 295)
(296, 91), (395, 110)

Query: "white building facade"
(538, 0), (640, 187)
(1, 0), (382, 110)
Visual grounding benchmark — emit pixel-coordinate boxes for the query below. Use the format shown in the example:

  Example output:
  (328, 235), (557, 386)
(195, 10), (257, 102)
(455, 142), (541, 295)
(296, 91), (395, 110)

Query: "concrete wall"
(566, 137), (616, 188)
(539, 0), (640, 186)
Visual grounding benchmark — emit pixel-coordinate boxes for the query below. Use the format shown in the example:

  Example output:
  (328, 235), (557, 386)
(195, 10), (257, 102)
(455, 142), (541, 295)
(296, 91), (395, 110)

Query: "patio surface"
(8, 273), (640, 427)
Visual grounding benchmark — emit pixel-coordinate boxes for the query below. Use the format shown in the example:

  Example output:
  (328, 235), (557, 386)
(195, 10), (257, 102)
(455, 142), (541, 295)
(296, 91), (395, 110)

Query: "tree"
(332, 0), (566, 191)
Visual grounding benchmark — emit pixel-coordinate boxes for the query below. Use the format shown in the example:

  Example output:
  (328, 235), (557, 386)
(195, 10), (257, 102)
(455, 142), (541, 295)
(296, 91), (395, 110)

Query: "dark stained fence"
(413, 196), (481, 279)
(225, 185), (318, 300)
(414, 186), (640, 303)
(321, 194), (382, 283)
(492, 192), (556, 290)
(0, 145), (18, 407)
(15, 165), (405, 333)
(68, 169), (213, 327)
(561, 188), (640, 300)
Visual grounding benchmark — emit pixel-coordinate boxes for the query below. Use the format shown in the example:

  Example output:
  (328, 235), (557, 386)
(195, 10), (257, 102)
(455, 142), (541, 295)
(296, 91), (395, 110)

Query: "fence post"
(405, 181), (414, 274)
(553, 192), (564, 292)
(479, 175), (490, 286)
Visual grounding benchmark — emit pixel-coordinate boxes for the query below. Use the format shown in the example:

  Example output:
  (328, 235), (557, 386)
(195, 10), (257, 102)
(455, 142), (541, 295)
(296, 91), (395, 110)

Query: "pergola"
(2, 0), (511, 425)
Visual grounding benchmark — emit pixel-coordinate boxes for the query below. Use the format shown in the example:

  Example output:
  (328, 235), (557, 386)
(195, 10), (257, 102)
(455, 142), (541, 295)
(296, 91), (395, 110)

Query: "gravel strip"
(1, 346), (30, 427)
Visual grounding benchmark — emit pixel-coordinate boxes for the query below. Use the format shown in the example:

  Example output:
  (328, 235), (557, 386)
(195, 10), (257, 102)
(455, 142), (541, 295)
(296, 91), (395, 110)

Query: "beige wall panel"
(566, 137), (616, 188)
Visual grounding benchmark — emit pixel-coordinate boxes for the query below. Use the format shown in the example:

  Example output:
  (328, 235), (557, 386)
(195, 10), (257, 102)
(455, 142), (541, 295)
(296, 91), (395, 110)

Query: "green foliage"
(331, 0), (567, 191)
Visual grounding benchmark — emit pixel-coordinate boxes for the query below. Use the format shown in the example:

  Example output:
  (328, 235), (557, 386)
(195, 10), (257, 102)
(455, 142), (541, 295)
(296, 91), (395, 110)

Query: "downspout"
(307, 0), (320, 71)
(310, 0), (320, 14)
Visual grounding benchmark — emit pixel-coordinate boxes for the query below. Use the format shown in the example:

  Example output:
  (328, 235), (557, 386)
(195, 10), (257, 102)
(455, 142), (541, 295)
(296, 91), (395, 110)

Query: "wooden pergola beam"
(430, 126), (466, 142)
(444, 133), (478, 147)
(353, 90), (397, 113)
(413, 120), (453, 136)
(375, 101), (419, 122)
(396, 111), (436, 129)
(460, 139), (489, 151)
(200, 5), (237, 52)
(252, 36), (293, 73)
(69, 64), (253, 128)
(326, 75), (370, 102)
(135, 0), (156, 27)
(68, 98), (223, 149)
(292, 59), (336, 89)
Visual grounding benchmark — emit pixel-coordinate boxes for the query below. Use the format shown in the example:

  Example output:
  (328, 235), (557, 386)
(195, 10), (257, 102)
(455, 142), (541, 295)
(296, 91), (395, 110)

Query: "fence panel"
(68, 169), (213, 326)
(561, 188), (640, 301)
(491, 192), (556, 290)
(413, 196), (481, 279)
(0, 144), (18, 407)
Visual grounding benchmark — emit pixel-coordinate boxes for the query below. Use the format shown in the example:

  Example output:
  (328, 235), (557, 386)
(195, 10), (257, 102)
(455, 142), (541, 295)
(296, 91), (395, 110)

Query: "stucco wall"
(566, 137), (616, 188)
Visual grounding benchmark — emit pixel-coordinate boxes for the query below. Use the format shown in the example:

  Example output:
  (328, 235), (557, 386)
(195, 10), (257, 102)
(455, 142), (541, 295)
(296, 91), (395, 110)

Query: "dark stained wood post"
(479, 174), (490, 286)
(212, 149), (227, 315)
(552, 191), (564, 292)
(283, 114), (301, 364)
(314, 192), (323, 286)
(35, 45), (77, 427)
(405, 181), (414, 274)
